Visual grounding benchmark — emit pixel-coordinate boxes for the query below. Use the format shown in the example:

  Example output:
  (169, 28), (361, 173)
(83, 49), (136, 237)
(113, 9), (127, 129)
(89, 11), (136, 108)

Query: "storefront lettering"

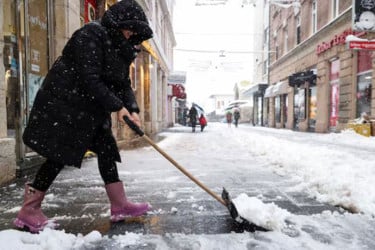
(316, 29), (364, 55)
(29, 15), (47, 30)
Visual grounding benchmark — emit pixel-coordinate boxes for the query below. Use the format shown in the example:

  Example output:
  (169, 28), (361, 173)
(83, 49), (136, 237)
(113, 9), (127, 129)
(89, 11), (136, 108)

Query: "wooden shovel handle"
(124, 116), (226, 206)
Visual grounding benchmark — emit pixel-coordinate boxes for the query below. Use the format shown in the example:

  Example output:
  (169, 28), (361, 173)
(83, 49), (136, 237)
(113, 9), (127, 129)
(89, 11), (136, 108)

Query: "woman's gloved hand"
(117, 107), (141, 127)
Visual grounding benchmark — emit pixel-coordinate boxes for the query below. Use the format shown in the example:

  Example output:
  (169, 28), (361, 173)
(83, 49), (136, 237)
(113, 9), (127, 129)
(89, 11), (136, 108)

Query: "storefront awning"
(264, 85), (275, 98)
(288, 70), (317, 87)
(272, 81), (289, 96)
(242, 83), (268, 98)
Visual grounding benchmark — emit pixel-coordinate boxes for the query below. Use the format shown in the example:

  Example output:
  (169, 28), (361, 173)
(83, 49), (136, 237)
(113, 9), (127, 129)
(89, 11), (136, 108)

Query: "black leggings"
(31, 158), (120, 192)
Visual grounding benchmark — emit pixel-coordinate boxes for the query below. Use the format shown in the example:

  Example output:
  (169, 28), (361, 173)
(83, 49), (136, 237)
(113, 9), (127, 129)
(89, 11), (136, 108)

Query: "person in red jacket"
(199, 114), (207, 132)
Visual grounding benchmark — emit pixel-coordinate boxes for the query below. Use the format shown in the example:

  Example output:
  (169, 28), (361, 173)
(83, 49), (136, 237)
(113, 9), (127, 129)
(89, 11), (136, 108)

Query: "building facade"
(0, 0), (176, 186)
(265, 0), (374, 133)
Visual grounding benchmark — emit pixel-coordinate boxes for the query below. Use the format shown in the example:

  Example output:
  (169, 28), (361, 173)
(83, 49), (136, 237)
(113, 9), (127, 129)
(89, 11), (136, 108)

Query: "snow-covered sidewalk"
(0, 122), (374, 250)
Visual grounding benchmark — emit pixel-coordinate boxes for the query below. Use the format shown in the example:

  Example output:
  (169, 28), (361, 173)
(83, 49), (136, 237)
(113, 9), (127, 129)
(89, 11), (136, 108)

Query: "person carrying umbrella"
(188, 105), (198, 132)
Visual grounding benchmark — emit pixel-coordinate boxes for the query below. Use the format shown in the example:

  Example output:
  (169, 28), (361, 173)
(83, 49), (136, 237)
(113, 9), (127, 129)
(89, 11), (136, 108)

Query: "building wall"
(0, 0), (6, 138)
(315, 59), (330, 132)
(0, 0), (17, 185)
(251, 0), (266, 84)
(53, 0), (81, 60)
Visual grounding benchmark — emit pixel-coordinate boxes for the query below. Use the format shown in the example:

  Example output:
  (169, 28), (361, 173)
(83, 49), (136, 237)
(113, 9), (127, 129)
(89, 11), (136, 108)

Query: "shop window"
(294, 88), (306, 127)
(309, 86), (317, 128)
(3, 1), (19, 132)
(357, 51), (372, 118)
(257, 96), (263, 126)
(356, 72), (372, 117)
(329, 59), (340, 127)
(330, 81), (339, 127)
(263, 99), (269, 126)
(283, 94), (288, 126)
(275, 96), (281, 123)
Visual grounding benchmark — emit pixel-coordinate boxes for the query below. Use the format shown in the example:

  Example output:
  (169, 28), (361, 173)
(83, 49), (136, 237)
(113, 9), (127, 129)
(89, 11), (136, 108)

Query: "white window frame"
(284, 27), (288, 54)
(332, 0), (339, 19)
(296, 14), (301, 44)
(312, 0), (317, 33)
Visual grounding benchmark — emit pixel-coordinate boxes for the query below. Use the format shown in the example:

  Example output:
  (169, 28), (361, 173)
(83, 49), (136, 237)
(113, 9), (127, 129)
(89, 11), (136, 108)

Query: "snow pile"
(0, 229), (102, 250)
(112, 232), (142, 247)
(234, 128), (375, 216)
(232, 193), (291, 231)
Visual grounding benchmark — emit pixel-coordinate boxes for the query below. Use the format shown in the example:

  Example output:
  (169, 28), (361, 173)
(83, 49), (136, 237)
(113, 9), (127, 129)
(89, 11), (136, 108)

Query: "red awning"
(169, 84), (186, 99)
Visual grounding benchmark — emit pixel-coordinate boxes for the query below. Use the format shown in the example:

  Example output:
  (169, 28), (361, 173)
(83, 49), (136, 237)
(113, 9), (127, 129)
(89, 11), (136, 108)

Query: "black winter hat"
(101, 0), (153, 44)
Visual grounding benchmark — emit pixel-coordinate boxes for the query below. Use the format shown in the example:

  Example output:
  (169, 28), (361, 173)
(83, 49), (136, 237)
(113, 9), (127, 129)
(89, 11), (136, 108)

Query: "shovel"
(123, 116), (257, 228)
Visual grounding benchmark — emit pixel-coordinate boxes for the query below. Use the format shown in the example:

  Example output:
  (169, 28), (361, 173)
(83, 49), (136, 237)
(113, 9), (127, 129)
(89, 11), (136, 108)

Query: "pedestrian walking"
(233, 106), (240, 128)
(226, 111), (233, 128)
(13, 0), (153, 233)
(189, 105), (198, 132)
(199, 114), (207, 132)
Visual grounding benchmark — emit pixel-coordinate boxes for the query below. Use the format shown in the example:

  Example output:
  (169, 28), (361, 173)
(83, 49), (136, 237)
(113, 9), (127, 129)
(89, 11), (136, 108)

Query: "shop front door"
(16, 0), (51, 162)
(294, 88), (306, 130)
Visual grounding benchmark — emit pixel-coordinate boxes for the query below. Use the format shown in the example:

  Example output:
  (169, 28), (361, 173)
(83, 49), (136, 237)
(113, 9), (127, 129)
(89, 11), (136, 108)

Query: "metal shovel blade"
(221, 188), (243, 223)
(222, 188), (268, 231)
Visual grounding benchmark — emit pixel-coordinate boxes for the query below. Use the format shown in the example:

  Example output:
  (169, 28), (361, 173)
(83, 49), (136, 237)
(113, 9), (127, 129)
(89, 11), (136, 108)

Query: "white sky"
(173, 0), (257, 107)
(1, 123), (375, 249)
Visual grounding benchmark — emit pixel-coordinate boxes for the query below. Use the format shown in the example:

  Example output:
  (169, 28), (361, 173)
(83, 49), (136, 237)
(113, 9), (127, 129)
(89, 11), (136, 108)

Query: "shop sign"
(168, 84), (186, 99)
(85, 0), (96, 23)
(349, 40), (375, 49)
(316, 29), (364, 55)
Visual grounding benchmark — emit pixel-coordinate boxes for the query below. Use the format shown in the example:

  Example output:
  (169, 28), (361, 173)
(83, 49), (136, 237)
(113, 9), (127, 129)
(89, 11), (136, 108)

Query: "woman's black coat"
(23, 0), (152, 167)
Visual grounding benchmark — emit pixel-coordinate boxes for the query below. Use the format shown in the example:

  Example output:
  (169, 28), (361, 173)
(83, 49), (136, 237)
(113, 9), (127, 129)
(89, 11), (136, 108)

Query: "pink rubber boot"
(105, 181), (151, 222)
(13, 184), (49, 233)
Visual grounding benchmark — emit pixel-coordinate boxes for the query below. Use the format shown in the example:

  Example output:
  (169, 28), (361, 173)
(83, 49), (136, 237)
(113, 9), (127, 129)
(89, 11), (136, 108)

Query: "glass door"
(17, 0), (50, 160)
(26, 0), (48, 114)
(294, 88), (306, 129)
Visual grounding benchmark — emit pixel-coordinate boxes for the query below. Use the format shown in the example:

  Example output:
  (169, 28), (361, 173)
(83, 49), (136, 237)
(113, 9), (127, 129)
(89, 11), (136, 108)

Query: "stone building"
(0, 0), (176, 186)
(265, 0), (374, 133)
